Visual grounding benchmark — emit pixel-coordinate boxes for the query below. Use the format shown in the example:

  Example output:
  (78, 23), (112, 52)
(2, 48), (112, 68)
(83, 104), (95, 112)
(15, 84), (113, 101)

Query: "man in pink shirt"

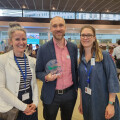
(36, 16), (78, 120)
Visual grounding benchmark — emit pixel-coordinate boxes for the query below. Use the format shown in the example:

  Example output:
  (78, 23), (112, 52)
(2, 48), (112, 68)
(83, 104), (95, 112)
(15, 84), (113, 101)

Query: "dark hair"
(36, 44), (39, 47)
(79, 25), (103, 62)
(117, 40), (120, 45)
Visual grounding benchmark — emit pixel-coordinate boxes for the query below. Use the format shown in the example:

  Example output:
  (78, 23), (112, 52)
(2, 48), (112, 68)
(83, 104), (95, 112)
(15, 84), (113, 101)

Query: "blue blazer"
(36, 39), (78, 104)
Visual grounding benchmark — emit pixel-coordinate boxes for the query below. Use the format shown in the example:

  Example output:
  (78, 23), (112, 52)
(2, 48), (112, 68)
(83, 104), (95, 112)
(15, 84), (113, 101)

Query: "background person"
(25, 44), (33, 56)
(112, 40), (120, 79)
(0, 23), (38, 120)
(35, 44), (39, 56)
(78, 25), (120, 120)
(109, 46), (115, 62)
(112, 40), (120, 68)
(36, 16), (78, 120)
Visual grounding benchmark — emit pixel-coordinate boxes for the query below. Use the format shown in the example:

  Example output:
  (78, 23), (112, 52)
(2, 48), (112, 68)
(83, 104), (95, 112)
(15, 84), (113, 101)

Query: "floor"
(37, 80), (120, 120)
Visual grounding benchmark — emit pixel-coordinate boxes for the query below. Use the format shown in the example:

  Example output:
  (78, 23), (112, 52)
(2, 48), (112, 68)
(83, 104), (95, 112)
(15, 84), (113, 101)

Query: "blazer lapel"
(8, 50), (19, 71)
(48, 39), (56, 59)
(67, 42), (74, 71)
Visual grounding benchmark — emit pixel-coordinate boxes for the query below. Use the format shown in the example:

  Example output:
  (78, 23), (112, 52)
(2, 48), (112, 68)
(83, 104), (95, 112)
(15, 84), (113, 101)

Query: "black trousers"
(43, 88), (77, 120)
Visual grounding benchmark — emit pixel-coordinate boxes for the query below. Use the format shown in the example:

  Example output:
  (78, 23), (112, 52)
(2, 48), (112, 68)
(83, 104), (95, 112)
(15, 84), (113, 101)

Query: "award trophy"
(45, 59), (62, 75)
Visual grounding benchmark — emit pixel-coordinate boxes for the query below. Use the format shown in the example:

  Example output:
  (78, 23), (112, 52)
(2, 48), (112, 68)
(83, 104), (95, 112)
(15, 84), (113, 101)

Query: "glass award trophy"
(45, 59), (62, 75)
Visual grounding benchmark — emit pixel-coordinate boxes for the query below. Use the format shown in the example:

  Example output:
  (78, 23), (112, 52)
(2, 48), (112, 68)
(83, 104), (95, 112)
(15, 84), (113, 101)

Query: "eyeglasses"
(80, 34), (94, 39)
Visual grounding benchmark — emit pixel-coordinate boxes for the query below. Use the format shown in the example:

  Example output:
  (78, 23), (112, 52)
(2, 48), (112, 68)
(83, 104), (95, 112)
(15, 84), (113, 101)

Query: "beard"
(53, 33), (65, 41)
(54, 36), (63, 41)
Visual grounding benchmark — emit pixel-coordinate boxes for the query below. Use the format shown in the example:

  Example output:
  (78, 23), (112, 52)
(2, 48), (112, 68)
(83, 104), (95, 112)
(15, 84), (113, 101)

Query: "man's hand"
(45, 73), (61, 82)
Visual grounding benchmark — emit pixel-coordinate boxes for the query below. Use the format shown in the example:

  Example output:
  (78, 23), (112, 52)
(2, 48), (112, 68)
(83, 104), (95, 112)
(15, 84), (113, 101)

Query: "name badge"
(91, 58), (95, 66)
(67, 55), (70, 59)
(22, 92), (29, 101)
(85, 87), (92, 95)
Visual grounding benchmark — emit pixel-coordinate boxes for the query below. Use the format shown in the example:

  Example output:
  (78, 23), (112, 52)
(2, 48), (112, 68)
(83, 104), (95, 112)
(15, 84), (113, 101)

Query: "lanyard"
(84, 64), (93, 86)
(14, 54), (27, 89)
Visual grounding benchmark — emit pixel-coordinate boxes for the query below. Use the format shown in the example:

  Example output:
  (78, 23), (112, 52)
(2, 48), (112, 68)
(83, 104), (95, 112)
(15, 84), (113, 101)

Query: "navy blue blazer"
(36, 39), (78, 104)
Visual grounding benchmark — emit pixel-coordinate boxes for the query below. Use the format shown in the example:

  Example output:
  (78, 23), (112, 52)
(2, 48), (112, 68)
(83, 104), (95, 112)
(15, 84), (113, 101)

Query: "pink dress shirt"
(53, 38), (73, 90)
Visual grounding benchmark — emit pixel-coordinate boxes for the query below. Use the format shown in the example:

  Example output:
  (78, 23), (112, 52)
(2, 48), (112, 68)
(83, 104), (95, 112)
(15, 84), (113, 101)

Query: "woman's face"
(10, 30), (27, 56)
(80, 28), (96, 49)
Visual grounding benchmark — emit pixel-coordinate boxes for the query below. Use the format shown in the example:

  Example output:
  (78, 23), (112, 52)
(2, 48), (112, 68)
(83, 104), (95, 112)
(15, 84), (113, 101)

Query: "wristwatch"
(109, 101), (115, 105)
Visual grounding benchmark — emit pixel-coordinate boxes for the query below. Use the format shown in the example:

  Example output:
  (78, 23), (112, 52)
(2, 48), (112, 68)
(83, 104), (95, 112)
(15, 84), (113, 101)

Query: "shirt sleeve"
(0, 56), (27, 111)
(102, 51), (119, 93)
(112, 48), (116, 57)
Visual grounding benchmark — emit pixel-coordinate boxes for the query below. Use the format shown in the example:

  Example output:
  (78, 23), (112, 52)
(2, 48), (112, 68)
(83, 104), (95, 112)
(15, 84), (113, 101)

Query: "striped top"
(15, 56), (32, 91)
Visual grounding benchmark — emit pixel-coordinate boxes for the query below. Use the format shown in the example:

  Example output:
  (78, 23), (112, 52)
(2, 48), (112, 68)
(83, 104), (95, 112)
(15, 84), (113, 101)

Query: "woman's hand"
(29, 103), (36, 111)
(78, 104), (83, 114)
(78, 88), (83, 114)
(24, 104), (36, 115)
(105, 104), (115, 119)
(24, 104), (32, 115)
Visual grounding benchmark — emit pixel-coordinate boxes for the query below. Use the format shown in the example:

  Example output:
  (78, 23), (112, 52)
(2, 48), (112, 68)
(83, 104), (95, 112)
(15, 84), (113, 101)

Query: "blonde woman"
(0, 23), (38, 120)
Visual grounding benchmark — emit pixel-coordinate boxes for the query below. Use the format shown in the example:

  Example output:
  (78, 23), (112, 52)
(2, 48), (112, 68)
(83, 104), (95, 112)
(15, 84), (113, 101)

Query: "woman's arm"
(105, 93), (116, 119)
(31, 59), (39, 107)
(0, 58), (27, 111)
(78, 88), (83, 114)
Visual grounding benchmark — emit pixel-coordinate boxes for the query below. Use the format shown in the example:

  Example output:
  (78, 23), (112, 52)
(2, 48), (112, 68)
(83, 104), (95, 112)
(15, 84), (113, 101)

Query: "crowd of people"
(0, 16), (120, 120)
(25, 44), (39, 58)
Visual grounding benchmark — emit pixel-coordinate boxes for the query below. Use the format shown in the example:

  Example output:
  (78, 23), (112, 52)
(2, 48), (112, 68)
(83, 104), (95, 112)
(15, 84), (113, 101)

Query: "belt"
(55, 85), (74, 94)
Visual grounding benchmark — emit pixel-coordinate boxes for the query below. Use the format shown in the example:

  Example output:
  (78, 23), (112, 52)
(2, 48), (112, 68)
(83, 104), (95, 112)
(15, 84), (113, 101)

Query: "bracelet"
(108, 101), (115, 105)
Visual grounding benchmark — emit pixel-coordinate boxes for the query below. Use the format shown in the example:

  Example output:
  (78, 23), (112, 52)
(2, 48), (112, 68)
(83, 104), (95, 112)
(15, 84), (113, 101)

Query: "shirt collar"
(81, 51), (96, 64)
(53, 37), (67, 48)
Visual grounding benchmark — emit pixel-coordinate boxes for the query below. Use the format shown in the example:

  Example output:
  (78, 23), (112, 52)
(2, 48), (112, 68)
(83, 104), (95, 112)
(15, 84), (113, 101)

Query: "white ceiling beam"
(83, 0), (95, 12)
(7, 0), (14, 8)
(96, 0), (114, 12)
(77, 0), (87, 11)
(70, 0), (79, 12)
(24, 0), (29, 9)
(57, 0), (60, 10)
(90, 0), (104, 12)
(63, 0), (70, 11)
(33, 0), (36, 9)
(0, 1), (6, 8)
(15, 0), (21, 8)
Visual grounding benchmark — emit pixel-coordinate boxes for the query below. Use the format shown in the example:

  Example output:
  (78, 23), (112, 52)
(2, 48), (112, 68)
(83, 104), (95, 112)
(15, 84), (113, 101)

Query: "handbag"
(0, 107), (19, 120)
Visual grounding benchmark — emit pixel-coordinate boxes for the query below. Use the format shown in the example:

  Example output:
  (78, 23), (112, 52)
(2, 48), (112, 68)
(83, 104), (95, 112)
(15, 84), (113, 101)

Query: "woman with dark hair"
(78, 25), (120, 120)
(0, 23), (38, 120)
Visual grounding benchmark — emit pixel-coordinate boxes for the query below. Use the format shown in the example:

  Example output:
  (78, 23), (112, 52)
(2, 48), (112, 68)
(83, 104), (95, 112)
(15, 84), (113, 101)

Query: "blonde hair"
(79, 25), (103, 63)
(8, 22), (26, 40)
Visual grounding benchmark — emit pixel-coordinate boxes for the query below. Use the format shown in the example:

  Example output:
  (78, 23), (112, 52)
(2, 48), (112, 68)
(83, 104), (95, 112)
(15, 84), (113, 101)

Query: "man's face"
(50, 17), (66, 41)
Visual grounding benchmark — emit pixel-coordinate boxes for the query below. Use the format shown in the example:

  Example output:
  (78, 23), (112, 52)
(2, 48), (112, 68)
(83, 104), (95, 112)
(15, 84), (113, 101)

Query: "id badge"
(22, 92), (29, 101)
(85, 87), (92, 95)
(91, 58), (95, 66)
